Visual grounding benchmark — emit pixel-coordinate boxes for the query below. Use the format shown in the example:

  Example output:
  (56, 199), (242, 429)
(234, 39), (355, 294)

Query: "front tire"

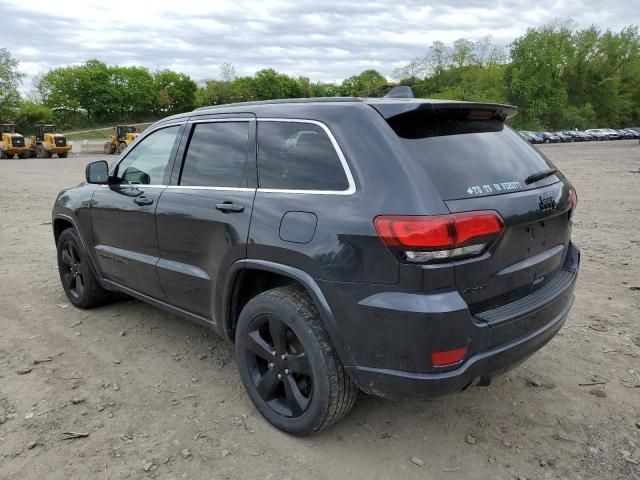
(235, 286), (358, 436)
(56, 228), (111, 309)
(58, 152), (68, 158)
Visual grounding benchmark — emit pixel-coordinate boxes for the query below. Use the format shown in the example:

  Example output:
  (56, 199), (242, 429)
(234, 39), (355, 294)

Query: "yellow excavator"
(0, 124), (30, 159)
(104, 125), (139, 154)
(29, 125), (72, 158)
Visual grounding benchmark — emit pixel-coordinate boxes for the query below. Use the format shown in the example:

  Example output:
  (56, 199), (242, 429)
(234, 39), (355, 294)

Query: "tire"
(0, 150), (5, 159)
(58, 152), (68, 158)
(118, 142), (127, 154)
(104, 142), (115, 154)
(235, 286), (358, 436)
(36, 144), (47, 158)
(56, 228), (111, 309)
(19, 153), (29, 159)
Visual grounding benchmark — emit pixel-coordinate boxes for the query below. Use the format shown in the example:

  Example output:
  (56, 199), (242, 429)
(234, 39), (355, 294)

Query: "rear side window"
(180, 122), (249, 188)
(257, 121), (349, 191)
(388, 109), (557, 200)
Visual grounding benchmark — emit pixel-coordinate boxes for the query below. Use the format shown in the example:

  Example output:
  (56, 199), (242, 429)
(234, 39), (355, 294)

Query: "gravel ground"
(0, 142), (639, 480)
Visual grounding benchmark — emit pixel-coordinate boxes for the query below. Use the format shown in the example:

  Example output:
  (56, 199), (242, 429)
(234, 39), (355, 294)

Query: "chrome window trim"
(97, 184), (167, 189)
(166, 185), (254, 192)
(187, 117), (252, 124)
(108, 122), (184, 177)
(256, 118), (356, 196)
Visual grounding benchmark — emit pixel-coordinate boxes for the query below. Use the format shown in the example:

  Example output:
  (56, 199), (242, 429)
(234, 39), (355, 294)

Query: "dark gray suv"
(52, 96), (580, 435)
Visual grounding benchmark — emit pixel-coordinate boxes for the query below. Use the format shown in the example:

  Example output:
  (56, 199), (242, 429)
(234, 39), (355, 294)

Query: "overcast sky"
(2, 0), (638, 92)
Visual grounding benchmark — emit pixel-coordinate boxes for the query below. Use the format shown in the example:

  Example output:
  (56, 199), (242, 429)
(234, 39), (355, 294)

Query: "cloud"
(1, 0), (637, 92)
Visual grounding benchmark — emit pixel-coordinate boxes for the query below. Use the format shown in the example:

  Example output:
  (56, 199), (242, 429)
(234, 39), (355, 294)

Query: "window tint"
(257, 122), (349, 191)
(388, 110), (556, 200)
(180, 122), (249, 188)
(116, 126), (180, 185)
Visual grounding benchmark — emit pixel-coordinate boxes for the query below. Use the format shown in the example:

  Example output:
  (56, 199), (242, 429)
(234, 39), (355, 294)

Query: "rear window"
(257, 121), (349, 191)
(388, 109), (557, 200)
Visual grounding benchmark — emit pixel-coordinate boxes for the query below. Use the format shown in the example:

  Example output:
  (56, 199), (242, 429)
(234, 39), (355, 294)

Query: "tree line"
(1, 21), (639, 134)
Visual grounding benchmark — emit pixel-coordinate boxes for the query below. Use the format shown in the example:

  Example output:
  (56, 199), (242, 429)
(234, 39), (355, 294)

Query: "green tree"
(153, 70), (197, 115)
(506, 24), (574, 128)
(14, 101), (53, 135)
(0, 48), (25, 122)
(340, 69), (388, 96)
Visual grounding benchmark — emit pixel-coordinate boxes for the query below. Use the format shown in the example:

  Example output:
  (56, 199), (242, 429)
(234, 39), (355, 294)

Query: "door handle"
(215, 202), (244, 213)
(134, 196), (153, 206)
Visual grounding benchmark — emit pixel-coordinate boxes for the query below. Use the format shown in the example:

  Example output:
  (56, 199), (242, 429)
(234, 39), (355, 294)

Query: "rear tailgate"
(445, 183), (573, 313)
(377, 101), (575, 315)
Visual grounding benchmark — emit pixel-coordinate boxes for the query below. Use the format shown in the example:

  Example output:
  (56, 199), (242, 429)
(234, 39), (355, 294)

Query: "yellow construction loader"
(104, 125), (139, 154)
(0, 124), (30, 159)
(29, 125), (72, 158)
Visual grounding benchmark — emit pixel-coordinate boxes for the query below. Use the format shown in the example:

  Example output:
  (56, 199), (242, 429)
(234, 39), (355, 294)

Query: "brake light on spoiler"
(374, 211), (504, 263)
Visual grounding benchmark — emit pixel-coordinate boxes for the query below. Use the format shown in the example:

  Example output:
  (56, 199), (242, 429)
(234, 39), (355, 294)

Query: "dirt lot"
(0, 142), (639, 480)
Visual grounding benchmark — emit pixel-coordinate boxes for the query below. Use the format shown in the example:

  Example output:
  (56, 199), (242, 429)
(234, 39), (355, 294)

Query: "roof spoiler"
(371, 100), (517, 121)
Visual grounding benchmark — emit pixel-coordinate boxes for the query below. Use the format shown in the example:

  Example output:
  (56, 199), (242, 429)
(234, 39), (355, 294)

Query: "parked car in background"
(585, 129), (612, 140)
(537, 131), (561, 143)
(616, 129), (635, 139)
(554, 132), (573, 142)
(602, 128), (622, 140)
(561, 131), (586, 142)
(519, 131), (544, 144)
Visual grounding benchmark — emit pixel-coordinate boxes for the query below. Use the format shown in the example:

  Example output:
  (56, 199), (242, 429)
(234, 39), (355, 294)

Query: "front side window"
(116, 125), (180, 185)
(257, 121), (349, 191)
(180, 122), (249, 188)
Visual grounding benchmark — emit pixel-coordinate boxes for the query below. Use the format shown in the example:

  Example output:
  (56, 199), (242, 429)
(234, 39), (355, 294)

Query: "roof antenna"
(384, 86), (415, 98)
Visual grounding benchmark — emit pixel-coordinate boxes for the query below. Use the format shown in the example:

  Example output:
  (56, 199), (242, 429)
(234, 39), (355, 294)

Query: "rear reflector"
(431, 347), (468, 367)
(374, 211), (504, 263)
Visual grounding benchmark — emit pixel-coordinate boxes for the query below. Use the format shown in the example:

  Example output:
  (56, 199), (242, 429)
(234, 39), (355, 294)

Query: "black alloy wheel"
(56, 228), (112, 308)
(235, 286), (358, 436)
(243, 312), (313, 417)
(59, 239), (85, 300)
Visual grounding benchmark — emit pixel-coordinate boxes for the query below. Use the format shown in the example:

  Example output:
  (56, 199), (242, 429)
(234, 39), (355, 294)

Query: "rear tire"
(19, 153), (29, 159)
(56, 228), (112, 309)
(235, 286), (358, 436)
(104, 142), (115, 154)
(0, 150), (5, 159)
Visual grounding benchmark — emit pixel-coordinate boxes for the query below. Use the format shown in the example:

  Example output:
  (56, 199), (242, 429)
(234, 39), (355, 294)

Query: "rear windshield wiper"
(525, 168), (557, 185)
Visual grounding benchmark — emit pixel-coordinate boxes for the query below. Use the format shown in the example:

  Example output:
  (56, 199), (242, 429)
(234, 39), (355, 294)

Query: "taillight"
(374, 211), (504, 263)
(569, 186), (578, 213)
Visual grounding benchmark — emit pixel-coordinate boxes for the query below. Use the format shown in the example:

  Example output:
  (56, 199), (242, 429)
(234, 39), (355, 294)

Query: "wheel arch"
(53, 213), (106, 288)
(222, 259), (355, 367)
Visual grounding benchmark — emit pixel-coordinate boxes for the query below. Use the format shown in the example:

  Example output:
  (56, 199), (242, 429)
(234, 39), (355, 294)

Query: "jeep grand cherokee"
(52, 96), (579, 435)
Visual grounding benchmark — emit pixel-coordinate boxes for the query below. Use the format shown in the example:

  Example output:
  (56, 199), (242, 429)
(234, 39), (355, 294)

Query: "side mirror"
(85, 160), (109, 184)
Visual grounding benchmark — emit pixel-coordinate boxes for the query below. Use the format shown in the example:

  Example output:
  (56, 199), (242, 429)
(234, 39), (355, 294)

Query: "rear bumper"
(346, 294), (572, 400)
(330, 243), (580, 400)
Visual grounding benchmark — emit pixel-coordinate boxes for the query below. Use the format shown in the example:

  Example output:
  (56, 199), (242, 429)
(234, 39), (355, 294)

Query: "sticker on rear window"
(466, 181), (521, 195)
